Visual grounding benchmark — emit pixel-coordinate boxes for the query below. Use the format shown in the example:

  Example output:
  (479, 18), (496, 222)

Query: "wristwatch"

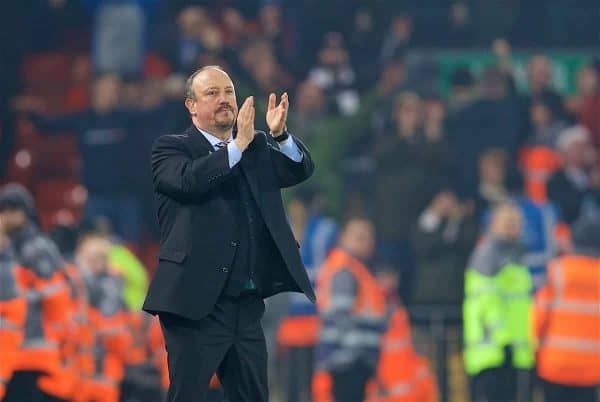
(272, 127), (289, 143)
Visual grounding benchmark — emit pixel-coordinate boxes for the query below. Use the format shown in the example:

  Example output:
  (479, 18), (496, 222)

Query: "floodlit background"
(0, 1), (599, 402)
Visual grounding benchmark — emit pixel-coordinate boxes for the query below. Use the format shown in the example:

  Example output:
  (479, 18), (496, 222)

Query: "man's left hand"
(266, 92), (288, 136)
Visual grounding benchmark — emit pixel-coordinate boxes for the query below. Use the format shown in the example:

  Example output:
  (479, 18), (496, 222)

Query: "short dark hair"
(185, 65), (228, 101)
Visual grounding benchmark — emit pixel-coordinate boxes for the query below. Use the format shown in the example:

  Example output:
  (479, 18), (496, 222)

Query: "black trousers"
(281, 345), (314, 402)
(4, 371), (66, 402)
(541, 380), (598, 402)
(159, 293), (268, 402)
(331, 360), (372, 402)
(470, 367), (532, 402)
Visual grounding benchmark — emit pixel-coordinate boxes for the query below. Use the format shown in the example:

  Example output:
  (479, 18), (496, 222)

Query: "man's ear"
(185, 98), (195, 115)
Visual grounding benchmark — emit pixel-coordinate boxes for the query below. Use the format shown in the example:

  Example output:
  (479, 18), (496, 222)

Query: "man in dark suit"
(142, 65), (315, 402)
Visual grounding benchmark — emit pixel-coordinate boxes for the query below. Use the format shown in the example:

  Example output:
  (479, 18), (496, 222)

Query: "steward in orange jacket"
(313, 219), (387, 402)
(365, 308), (438, 402)
(534, 220), (600, 402)
(75, 232), (132, 402)
(0, 239), (27, 401)
(0, 184), (72, 402)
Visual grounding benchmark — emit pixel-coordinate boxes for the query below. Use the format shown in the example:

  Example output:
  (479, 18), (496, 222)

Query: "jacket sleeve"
(151, 134), (234, 200)
(266, 133), (315, 188)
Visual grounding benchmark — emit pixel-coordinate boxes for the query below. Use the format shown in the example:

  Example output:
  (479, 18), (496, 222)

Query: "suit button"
(222, 267), (229, 273)
(230, 241), (237, 247)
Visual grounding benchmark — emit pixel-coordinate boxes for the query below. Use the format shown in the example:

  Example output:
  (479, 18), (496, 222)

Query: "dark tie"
(215, 141), (229, 150)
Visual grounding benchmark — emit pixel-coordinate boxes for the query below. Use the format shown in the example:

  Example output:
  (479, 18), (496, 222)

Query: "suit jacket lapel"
(185, 125), (213, 157)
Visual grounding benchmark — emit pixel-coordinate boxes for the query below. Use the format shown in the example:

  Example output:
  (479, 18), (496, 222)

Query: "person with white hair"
(548, 125), (597, 223)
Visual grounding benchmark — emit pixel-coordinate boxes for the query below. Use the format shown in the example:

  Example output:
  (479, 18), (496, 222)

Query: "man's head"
(184, 66), (238, 135)
(527, 55), (552, 94)
(92, 73), (121, 113)
(0, 184), (36, 234)
(557, 125), (593, 168)
(75, 232), (112, 275)
(479, 149), (507, 187)
(577, 64), (599, 98)
(296, 80), (325, 115)
(392, 92), (422, 136)
(339, 217), (375, 260)
(489, 202), (522, 241)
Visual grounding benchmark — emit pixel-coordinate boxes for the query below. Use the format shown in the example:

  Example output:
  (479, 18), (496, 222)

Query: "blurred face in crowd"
(425, 99), (445, 125)
(185, 67), (238, 136)
(528, 55), (552, 93)
(340, 219), (375, 260)
(393, 92), (422, 137)
(0, 207), (27, 235)
(179, 6), (209, 39)
(296, 80), (325, 115)
(490, 204), (522, 242)
(92, 74), (121, 113)
(479, 150), (506, 187)
(260, 4), (281, 36)
(530, 101), (552, 128)
(76, 235), (112, 275)
(223, 7), (245, 34)
(562, 135), (593, 168)
(577, 66), (599, 97)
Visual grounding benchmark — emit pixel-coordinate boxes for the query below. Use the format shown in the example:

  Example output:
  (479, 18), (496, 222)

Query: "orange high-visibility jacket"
(313, 248), (387, 402)
(0, 259), (27, 400)
(534, 254), (600, 386)
(519, 146), (562, 203)
(365, 308), (438, 402)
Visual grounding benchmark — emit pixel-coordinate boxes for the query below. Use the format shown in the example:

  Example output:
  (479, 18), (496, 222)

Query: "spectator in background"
(289, 80), (328, 139)
(463, 203), (534, 402)
(257, 3), (297, 72)
(445, 2), (473, 47)
(90, 0), (150, 75)
(15, 74), (144, 243)
(412, 190), (478, 306)
(449, 67), (521, 195)
(534, 218), (600, 402)
(521, 55), (565, 135)
(569, 64), (600, 148)
(308, 32), (360, 116)
(527, 92), (568, 149)
(474, 149), (511, 217)
(347, 7), (379, 89)
(446, 66), (475, 115)
(372, 92), (456, 302)
(313, 217), (385, 402)
(547, 126), (597, 224)
(165, 6), (223, 73)
(379, 13), (413, 66)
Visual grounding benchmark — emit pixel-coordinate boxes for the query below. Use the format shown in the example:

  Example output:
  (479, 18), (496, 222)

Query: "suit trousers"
(159, 293), (268, 402)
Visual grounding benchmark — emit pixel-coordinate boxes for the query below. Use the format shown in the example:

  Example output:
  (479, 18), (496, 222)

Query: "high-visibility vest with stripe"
(317, 248), (386, 318)
(313, 248), (387, 402)
(463, 263), (535, 375)
(365, 308), (438, 402)
(534, 255), (600, 386)
(0, 257), (27, 400)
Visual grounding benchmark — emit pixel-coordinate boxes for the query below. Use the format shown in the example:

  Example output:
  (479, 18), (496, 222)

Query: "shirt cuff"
(277, 136), (303, 162)
(227, 141), (242, 168)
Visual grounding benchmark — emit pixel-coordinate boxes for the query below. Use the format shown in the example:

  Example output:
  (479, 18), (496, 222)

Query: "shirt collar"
(195, 126), (233, 149)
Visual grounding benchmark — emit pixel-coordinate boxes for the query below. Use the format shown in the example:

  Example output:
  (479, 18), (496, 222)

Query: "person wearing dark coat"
(142, 65), (314, 402)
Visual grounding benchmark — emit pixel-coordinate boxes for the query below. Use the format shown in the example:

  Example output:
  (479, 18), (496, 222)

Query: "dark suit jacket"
(142, 125), (316, 320)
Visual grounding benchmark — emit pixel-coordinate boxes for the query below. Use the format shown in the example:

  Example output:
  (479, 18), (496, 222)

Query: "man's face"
(0, 208), (27, 234)
(93, 75), (121, 112)
(76, 236), (111, 275)
(186, 69), (238, 133)
(341, 220), (375, 260)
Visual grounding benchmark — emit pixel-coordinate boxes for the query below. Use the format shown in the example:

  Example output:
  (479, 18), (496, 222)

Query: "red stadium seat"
(22, 53), (70, 85)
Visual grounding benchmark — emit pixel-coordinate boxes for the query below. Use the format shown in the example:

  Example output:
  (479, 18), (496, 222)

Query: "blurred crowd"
(1, 1), (600, 402)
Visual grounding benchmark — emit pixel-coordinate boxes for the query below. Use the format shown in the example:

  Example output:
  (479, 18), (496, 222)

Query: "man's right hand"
(234, 96), (255, 152)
